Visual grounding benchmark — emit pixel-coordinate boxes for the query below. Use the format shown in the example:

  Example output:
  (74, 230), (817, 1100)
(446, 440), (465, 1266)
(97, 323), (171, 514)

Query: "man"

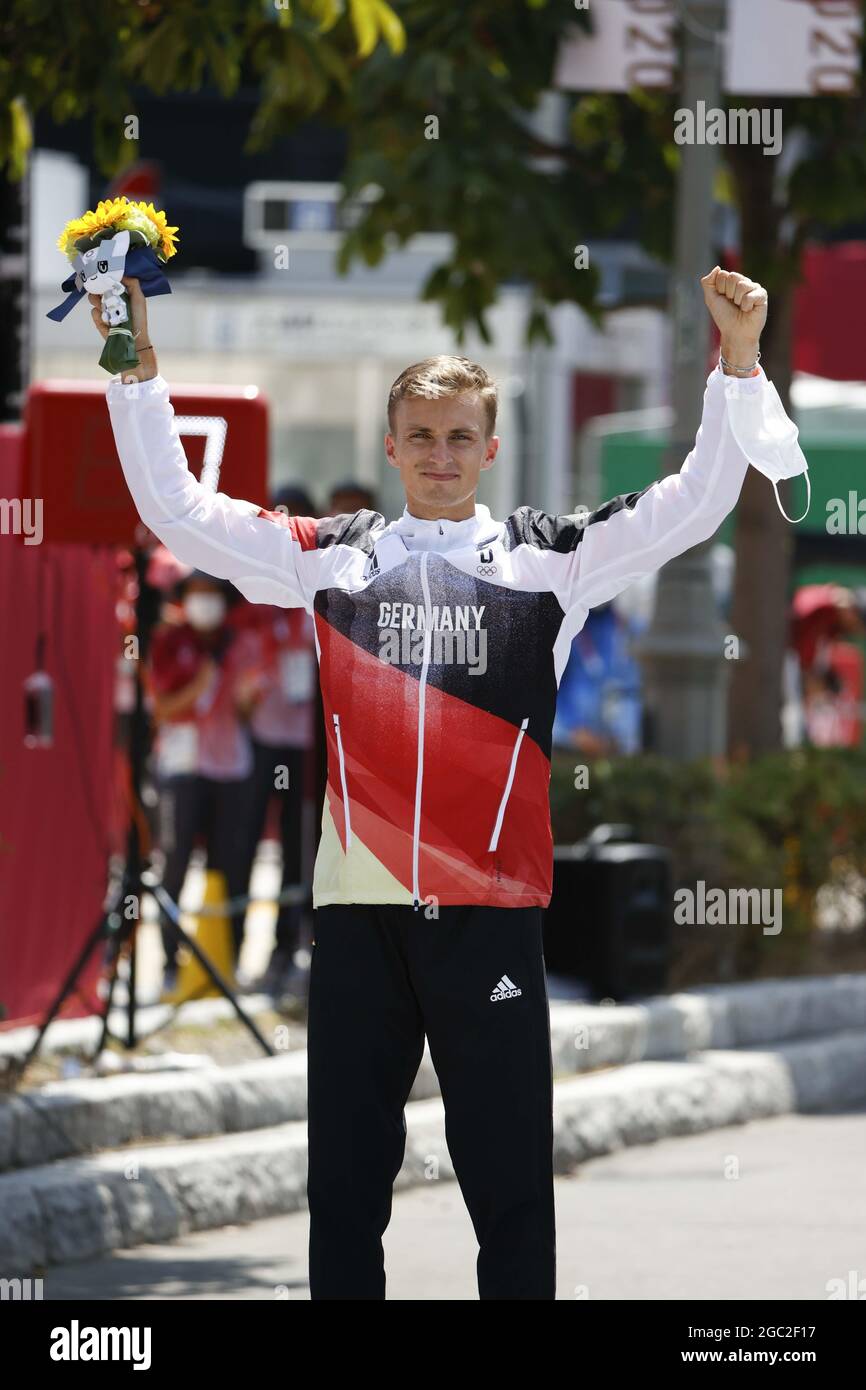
(96, 267), (798, 1300)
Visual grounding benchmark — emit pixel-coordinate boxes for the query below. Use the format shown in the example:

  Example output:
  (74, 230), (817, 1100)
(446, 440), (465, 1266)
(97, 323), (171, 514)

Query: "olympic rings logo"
(477, 564), (497, 576)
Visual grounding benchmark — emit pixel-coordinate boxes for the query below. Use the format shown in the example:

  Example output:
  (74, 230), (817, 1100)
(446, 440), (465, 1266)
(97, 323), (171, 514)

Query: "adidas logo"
(490, 974), (522, 1002)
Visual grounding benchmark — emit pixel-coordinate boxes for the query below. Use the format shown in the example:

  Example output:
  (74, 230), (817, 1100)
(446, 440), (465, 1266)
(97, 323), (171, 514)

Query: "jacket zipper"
(487, 717), (529, 853)
(332, 713), (352, 848)
(412, 551), (433, 909)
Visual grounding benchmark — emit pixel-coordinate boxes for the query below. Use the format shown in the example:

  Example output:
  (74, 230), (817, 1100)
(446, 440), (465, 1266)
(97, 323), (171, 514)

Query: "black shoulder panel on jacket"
(503, 486), (656, 553)
(502, 507), (582, 554)
(584, 482), (656, 528)
(315, 509), (384, 555)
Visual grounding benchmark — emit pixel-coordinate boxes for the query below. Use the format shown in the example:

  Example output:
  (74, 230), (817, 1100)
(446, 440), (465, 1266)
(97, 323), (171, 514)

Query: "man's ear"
(384, 432), (399, 470)
(480, 435), (500, 472)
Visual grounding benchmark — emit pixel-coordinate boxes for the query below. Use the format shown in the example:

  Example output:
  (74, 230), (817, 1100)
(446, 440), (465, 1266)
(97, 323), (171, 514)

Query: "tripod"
(13, 545), (274, 1083)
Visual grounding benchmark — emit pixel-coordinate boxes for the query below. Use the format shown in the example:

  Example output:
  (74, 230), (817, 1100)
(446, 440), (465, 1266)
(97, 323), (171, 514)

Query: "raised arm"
(98, 278), (317, 612)
(556, 268), (806, 614)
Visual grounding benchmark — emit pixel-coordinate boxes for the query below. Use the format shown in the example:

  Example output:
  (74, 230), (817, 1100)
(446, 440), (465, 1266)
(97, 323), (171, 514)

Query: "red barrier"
(0, 424), (117, 1028)
(793, 242), (866, 383)
(23, 380), (268, 546)
(2, 378), (270, 1028)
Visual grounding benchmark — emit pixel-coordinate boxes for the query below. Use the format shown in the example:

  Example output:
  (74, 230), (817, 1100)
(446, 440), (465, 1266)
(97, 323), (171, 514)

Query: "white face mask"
(725, 377), (811, 523)
(184, 593), (227, 630)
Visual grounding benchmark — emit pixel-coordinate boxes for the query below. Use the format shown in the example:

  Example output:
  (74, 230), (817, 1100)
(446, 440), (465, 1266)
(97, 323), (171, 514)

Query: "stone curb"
(2, 1029), (865, 1278)
(5, 972), (863, 1066)
(3, 973), (866, 1173)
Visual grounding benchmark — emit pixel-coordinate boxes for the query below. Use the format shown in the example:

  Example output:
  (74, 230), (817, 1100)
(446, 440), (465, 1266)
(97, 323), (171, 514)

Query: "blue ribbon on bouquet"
(46, 244), (172, 322)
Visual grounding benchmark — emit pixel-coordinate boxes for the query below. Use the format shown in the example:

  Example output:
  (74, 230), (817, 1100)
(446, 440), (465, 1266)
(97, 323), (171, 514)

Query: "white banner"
(727, 0), (862, 96)
(554, 1), (678, 93)
(554, 0), (862, 96)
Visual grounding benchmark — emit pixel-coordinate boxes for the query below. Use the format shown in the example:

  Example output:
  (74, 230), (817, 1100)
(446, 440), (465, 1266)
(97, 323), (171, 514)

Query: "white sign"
(198, 292), (528, 359)
(727, 0), (862, 96)
(554, 0), (862, 96)
(175, 415), (228, 491)
(554, 1), (678, 93)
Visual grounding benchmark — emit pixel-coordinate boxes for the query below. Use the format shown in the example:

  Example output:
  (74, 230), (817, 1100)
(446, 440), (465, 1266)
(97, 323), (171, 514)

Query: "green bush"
(550, 749), (866, 986)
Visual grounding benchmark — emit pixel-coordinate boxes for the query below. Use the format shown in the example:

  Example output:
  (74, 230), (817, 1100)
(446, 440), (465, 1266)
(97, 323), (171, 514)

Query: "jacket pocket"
(487, 717), (529, 853)
(332, 713), (353, 848)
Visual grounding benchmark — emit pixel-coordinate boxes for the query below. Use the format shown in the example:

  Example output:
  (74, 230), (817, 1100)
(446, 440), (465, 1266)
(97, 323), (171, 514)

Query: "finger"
(715, 269), (732, 296)
(734, 277), (760, 307)
(700, 265), (721, 288)
(741, 287), (768, 312)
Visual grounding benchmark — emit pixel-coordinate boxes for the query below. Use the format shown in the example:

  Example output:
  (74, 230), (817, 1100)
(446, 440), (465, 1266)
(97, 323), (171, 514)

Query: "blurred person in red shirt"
(235, 485), (318, 997)
(147, 569), (261, 992)
(789, 584), (866, 748)
(110, 537), (191, 860)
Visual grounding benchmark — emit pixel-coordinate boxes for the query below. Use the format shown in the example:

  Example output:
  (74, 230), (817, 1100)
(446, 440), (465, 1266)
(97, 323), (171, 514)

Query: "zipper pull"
(413, 897), (420, 912)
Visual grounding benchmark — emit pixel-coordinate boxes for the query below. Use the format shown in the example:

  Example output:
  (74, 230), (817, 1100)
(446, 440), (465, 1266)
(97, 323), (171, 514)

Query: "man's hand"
(701, 266), (768, 371)
(89, 276), (158, 382)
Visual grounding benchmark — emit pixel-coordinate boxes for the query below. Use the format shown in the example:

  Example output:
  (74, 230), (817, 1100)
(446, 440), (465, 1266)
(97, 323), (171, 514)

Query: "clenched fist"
(89, 276), (158, 383)
(701, 266), (767, 369)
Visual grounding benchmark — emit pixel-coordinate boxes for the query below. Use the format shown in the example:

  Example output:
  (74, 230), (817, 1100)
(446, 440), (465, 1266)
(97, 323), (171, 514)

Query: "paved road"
(43, 1105), (865, 1301)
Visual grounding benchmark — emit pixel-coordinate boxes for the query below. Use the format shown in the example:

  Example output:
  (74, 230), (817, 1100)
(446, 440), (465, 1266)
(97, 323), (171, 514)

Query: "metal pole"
(0, 156), (30, 423)
(634, 0), (731, 758)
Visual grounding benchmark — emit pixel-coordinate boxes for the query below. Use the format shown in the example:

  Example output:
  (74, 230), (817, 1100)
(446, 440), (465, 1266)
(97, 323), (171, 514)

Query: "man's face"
(384, 392), (499, 521)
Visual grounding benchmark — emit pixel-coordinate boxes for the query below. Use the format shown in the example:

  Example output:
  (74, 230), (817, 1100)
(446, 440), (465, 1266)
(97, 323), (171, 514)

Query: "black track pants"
(306, 903), (556, 1300)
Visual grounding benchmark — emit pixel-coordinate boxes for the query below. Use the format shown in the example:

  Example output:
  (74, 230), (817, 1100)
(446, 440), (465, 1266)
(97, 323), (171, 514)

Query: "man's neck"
(404, 499), (478, 522)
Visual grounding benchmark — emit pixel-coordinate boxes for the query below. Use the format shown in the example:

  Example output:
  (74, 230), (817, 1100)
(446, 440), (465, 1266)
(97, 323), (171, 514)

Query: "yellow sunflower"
(57, 196), (179, 262)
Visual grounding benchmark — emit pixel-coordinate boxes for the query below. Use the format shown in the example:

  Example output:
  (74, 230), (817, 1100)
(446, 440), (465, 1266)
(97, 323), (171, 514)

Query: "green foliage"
(0, 0), (404, 175)
(0, 95), (30, 179)
(550, 749), (866, 983)
(3, 0), (866, 341)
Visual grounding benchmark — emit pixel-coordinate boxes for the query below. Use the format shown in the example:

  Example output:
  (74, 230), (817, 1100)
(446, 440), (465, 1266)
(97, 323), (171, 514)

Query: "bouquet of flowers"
(47, 197), (179, 374)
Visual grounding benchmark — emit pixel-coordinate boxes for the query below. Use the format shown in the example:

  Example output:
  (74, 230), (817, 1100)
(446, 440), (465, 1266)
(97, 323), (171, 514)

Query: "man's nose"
(428, 438), (451, 463)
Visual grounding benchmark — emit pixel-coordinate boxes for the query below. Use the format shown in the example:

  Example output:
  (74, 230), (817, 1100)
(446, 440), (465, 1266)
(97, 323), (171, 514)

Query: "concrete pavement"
(39, 1103), (866, 1301)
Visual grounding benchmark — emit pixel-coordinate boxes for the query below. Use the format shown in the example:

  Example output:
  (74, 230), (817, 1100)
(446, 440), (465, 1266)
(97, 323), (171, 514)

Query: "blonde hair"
(387, 356), (498, 438)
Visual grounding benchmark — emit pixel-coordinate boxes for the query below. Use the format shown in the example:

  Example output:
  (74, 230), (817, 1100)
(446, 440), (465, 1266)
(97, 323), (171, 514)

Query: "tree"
(722, 87), (866, 755)
(0, 1), (406, 174)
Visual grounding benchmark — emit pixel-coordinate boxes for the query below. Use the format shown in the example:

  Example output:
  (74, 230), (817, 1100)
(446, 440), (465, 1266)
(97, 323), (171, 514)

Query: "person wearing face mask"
(147, 570), (262, 993)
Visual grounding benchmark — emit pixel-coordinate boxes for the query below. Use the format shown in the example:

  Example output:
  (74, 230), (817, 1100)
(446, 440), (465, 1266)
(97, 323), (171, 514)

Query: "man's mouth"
(421, 470), (460, 480)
